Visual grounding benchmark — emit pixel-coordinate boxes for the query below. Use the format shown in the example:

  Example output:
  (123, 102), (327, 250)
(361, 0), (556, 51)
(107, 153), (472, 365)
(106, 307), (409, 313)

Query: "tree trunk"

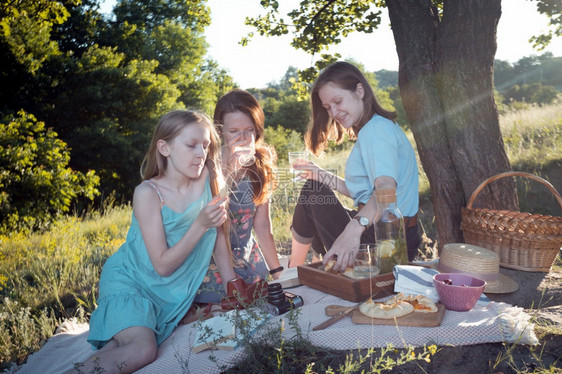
(386, 0), (518, 249)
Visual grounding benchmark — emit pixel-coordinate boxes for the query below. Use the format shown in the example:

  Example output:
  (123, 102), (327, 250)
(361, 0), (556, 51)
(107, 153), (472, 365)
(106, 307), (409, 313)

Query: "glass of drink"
(233, 143), (256, 167)
(288, 151), (309, 182)
(352, 243), (380, 279)
(226, 131), (256, 169)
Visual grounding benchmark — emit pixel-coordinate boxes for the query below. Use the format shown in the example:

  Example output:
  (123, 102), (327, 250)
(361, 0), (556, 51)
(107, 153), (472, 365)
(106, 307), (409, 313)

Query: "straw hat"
(438, 243), (519, 294)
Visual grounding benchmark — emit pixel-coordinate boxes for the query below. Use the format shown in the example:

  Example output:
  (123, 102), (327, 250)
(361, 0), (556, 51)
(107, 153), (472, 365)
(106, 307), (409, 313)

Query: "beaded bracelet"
(268, 266), (284, 275)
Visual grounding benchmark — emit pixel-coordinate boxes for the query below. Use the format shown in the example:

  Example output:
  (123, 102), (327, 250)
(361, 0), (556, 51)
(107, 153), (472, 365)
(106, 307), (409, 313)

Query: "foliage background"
(1, 0), (561, 233)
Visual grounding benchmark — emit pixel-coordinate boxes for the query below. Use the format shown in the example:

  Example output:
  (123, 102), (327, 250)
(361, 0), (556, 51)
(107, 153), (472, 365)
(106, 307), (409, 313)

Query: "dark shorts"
(291, 179), (420, 261)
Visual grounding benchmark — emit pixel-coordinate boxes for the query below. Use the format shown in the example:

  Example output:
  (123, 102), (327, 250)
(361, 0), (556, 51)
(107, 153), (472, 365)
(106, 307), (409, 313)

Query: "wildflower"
(428, 344), (437, 355)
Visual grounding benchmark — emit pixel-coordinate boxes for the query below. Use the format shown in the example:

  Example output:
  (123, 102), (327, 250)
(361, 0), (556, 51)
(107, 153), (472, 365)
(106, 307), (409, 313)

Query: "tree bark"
(386, 0), (518, 249)
(436, 0), (517, 209)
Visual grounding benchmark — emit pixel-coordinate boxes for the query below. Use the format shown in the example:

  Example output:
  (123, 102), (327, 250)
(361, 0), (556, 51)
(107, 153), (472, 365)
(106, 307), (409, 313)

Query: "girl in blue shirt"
(289, 61), (420, 272)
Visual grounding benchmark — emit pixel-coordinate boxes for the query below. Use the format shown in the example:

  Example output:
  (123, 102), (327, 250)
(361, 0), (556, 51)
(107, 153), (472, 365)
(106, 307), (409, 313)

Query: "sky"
(100, 0), (562, 89)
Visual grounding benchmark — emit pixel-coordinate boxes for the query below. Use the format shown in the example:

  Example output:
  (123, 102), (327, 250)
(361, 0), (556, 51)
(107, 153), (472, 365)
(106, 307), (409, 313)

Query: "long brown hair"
(306, 61), (397, 156)
(214, 89), (277, 205)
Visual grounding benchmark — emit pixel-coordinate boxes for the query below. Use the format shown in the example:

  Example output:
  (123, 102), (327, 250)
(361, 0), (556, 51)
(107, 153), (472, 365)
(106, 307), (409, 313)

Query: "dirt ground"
(387, 266), (562, 374)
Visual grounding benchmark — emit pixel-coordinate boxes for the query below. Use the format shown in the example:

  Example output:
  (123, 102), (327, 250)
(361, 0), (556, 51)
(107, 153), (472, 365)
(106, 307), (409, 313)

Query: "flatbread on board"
(359, 292), (438, 319)
(359, 299), (414, 319)
(386, 293), (438, 313)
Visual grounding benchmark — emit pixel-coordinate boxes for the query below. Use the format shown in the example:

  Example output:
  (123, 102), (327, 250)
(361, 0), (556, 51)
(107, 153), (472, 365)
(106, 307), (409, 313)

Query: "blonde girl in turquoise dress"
(74, 111), (236, 374)
(195, 89), (283, 304)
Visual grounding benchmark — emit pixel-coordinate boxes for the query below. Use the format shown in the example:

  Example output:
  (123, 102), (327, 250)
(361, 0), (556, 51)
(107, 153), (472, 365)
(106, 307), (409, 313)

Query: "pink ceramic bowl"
(433, 273), (486, 312)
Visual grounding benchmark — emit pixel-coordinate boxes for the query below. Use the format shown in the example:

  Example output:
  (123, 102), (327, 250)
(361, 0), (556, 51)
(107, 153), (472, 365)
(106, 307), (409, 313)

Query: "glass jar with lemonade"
(374, 189), (408, 274)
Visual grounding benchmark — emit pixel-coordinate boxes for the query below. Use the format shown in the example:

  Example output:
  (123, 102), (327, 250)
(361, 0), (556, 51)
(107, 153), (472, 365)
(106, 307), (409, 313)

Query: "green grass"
(500, 103), (562, 217)
(1, 101), (561, 372)
(0, 205), (130, 368)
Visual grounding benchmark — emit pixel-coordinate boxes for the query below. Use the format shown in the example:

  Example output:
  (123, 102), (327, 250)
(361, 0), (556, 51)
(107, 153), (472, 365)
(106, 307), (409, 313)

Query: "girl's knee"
(115, 330), (158, 370)
(135, 340), (158, 366)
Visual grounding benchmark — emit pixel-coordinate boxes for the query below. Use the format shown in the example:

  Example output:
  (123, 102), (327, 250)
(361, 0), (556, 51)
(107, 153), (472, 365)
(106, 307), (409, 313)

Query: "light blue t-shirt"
(345, 114), (419, 216)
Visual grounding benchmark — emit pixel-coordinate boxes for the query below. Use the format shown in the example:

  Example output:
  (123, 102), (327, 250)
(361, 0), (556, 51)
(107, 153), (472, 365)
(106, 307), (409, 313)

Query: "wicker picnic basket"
(461, 171), (562, 272)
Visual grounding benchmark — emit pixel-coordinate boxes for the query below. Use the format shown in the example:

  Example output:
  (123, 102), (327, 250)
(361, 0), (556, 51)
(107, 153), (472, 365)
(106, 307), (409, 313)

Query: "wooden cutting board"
(325, 303), (446, 327)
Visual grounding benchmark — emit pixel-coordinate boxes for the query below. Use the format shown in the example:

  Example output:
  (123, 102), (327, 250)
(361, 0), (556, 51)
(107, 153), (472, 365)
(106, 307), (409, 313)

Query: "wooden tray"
(297, 262), (395, 302)
(326, 304), (446, 327)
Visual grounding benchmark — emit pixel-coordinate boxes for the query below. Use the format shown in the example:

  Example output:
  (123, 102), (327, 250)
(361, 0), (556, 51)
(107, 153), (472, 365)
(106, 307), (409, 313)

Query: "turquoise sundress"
(88, 178), (216, 348)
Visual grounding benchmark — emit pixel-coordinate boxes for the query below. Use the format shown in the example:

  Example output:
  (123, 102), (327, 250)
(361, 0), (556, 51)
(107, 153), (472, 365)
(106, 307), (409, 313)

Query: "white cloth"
(14, 285), (536, 374)
(393, 265), (491, 307)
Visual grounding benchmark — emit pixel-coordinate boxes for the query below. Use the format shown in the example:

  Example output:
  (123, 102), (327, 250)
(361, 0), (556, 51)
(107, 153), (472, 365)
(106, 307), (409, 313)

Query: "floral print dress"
(194, 177), (269, 304)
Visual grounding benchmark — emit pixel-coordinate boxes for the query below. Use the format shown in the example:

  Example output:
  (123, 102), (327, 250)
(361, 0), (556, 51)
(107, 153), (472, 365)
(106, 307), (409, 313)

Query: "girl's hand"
(196, 195), (228, 228)
(322, 223), (363, 272)
(292, 159), (323, 181)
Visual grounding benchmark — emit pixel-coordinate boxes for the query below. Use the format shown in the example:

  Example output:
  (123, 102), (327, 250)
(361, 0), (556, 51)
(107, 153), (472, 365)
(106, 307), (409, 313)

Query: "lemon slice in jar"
(378, 240), (396, 258)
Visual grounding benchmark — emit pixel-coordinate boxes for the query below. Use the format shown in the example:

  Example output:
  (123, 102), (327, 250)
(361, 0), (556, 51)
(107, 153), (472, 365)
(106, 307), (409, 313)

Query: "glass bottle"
(374, 189), (408, 274)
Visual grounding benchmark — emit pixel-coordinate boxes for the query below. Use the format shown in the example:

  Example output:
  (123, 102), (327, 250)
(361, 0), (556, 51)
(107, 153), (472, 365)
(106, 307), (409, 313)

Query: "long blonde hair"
(140, 110), (230, 244)
(141, 110), (223, 196)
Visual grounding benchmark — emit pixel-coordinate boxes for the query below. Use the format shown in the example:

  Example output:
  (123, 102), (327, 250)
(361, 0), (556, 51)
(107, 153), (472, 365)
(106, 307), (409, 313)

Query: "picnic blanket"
(12, 285), (537, 374)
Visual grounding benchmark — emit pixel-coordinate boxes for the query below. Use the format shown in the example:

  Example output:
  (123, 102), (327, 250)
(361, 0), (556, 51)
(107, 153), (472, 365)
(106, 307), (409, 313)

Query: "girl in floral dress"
(195, 89), (283, 304)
